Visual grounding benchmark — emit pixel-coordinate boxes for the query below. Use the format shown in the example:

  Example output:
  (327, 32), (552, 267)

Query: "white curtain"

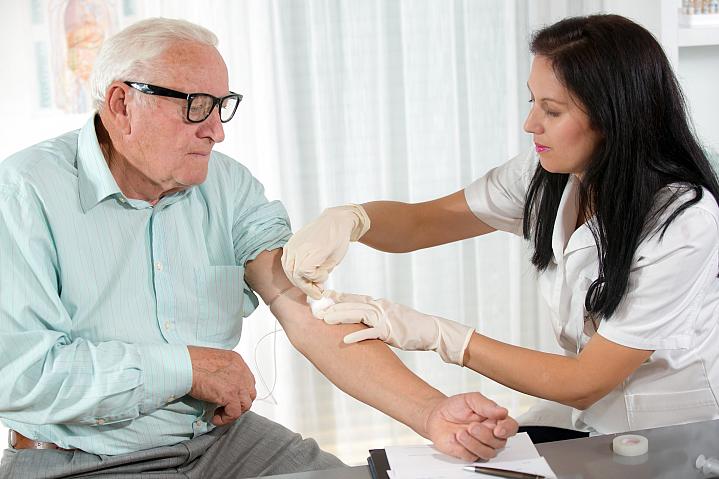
(1, 0), (606, 465)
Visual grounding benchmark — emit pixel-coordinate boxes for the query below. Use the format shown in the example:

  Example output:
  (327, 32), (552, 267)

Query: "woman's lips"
(535, 143), (551, 153)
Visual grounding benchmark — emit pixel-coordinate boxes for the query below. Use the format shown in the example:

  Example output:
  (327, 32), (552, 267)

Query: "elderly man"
(0, 18), (517, 478)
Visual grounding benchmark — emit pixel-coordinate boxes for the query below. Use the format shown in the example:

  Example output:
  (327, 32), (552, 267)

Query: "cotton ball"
(308, 296), (336, 318)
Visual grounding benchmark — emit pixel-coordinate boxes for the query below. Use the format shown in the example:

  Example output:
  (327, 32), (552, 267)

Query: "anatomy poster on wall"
(32, 0), (137, 113)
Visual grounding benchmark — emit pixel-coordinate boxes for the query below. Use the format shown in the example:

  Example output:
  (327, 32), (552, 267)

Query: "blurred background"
(1, 0), (717, 465)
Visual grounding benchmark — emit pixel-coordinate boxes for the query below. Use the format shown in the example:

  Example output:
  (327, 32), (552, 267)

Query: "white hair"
(90, 17), (218, 111)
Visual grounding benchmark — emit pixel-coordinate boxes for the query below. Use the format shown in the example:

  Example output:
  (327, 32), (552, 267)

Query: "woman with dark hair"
(282, 14), (719, 442)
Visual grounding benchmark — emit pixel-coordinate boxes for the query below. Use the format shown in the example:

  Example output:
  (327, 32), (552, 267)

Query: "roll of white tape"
(613, 434), (648, 456)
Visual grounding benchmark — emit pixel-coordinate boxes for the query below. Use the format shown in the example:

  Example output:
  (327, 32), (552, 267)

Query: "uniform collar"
(552, 175), (596, 261)
(77, 115), (123, 213)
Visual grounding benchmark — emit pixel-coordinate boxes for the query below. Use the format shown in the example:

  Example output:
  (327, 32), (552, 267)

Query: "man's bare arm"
(245, 248), (517, 460)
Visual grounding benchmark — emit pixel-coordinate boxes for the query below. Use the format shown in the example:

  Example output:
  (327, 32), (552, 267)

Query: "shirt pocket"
(625, 388), (719, 431)
(192, 265), (246, 348)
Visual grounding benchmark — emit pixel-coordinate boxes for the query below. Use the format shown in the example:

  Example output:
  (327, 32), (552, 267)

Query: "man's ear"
(103, 82), (132, 134)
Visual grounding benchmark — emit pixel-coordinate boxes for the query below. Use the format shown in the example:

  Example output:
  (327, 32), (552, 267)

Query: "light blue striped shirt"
(0, 116), (291, 454)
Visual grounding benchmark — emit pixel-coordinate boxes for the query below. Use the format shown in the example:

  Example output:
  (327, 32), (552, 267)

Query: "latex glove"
(425, 393), (518, 461)
(282, 205), (370, 299)
(316, 291), (474, 366)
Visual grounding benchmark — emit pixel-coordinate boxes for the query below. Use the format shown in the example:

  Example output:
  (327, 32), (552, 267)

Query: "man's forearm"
(0, 336), (191, 426)
(245, 249), (445, 437)
(278, 288), (445, 436)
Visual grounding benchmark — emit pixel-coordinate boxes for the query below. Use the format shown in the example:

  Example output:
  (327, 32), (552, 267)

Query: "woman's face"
(523, 55), (602, 176)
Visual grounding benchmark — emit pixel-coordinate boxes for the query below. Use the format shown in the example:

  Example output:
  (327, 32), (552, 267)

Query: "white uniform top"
(464, 150), (719, 434)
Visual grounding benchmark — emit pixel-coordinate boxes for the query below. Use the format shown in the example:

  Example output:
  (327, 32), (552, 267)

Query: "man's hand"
(424, 393), (518, 461)
(187, 346), (257, 426)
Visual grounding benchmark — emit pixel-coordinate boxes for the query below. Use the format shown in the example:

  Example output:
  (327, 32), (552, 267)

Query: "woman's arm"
(360, 190), (496, 253)
(282, 190), (496, 298)
(320, 295), (653, 410)
(463, 333), (652, 410)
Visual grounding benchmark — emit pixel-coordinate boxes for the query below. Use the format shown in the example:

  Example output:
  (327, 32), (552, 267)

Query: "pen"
(462, 465), (545, 479)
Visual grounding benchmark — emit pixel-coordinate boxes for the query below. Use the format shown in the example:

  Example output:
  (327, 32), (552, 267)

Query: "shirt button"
(194, 419), (203, 427)
(118, 197), (126, 203)
(96, 418), (106, 425)
(167, 395), (176, 403)
(163, 321), (172, 330)
(155, 261), (163, 271)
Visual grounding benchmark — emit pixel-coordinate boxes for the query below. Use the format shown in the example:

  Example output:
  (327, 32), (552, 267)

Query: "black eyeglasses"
(124, 81), (243, 123)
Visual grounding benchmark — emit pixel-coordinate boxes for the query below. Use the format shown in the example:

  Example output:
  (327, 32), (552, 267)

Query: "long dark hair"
(522, 14), (719, 321)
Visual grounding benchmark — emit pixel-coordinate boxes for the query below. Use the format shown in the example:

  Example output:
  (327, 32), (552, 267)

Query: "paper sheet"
(384, 432), (557, 479)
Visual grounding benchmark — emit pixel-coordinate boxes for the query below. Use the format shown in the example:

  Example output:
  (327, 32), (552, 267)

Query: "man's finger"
(224, 401), (244, 419)
(455, 429), (499, 461)
(212, 405), (240, 426)
(238, 391), (254, 413)
(466, 422), (508, 450)
(493, 417), (519, 438)
(464, 394), (508, 420)
(249, 384), (257, 401)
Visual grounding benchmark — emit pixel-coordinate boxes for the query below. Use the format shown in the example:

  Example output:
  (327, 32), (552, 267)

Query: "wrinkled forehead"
(148, 41), (229, 96)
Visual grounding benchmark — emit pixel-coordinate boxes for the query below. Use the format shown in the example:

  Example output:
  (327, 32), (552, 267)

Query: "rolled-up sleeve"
(463, 150), (537, 236)
(227, 161), (292, 315)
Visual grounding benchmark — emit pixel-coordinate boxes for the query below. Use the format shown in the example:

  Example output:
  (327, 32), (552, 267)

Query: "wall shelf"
(606, 0), (719, 150)
(678, 26), (719, 47)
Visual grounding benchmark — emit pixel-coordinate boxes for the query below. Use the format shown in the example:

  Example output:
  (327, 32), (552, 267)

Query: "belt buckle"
(8, 429), (16, 448)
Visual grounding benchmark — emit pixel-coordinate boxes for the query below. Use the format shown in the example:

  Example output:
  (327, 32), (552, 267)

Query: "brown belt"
(8, 429), (75, 451)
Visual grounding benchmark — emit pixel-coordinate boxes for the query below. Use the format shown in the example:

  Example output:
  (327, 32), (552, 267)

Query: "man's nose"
(199, 107), (225, 143)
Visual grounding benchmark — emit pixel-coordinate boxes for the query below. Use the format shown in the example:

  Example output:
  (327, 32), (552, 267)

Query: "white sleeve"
(598, 201), (719, 350)
(463, 150), (538, 236)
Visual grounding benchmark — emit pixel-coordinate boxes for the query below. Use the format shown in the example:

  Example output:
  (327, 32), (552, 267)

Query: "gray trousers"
(0, 412), (345, 478)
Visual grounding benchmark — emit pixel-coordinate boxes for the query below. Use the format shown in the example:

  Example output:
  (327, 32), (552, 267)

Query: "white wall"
(678, 45), (719, 153)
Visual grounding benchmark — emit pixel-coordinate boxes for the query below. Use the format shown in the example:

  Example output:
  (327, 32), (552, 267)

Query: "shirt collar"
(77, 115), (194, 212)
(77, 115), (123, 213)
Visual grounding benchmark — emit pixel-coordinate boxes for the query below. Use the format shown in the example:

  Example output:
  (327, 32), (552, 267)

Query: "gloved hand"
(281, 205), (371, 299)
(315, 291), (474, 366)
